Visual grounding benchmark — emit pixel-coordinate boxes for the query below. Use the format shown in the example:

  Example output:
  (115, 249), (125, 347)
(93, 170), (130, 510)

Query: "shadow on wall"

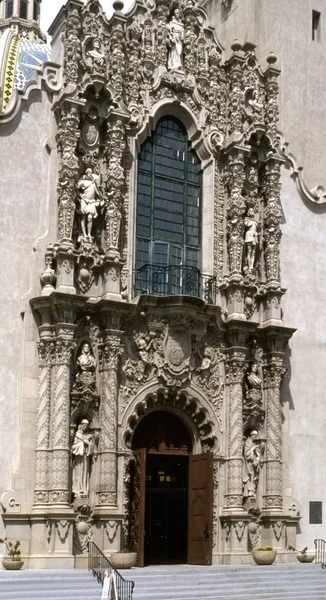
(282, 344), (294, 412)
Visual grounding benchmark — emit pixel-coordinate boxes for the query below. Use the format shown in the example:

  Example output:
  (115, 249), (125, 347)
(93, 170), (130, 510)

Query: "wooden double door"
(129, 411), (213, 566)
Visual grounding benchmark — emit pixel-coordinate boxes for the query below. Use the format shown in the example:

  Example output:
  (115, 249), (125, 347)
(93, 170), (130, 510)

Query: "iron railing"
(134, 264), (216, 304)
(314, 539), (326, 567)
(88, 541), (135, 600)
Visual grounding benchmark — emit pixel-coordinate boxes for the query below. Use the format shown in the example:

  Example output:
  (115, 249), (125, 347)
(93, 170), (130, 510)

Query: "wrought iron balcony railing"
(134, 264), (216, 304)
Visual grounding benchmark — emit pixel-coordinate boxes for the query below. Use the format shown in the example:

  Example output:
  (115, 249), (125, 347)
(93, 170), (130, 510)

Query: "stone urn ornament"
(288, 545), (315, 563)
(252, 546), (277, 565)
(0, 538), (24, 570)
(109, 551), (137, 569)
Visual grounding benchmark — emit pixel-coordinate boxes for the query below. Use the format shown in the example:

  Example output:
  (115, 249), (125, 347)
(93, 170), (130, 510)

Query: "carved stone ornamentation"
(62, 6), (82, 86)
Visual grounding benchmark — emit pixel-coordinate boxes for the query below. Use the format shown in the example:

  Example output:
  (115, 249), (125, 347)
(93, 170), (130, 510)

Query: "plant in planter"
(252, 545), (277, 565)
(0, 537), (24, 570)
(109, 522), (137, 570)
(288, 545), (315, 563)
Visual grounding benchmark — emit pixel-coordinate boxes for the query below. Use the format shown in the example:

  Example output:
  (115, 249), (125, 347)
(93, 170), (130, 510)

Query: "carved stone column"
(50, 336), (75, 507)
(263, 159), (283, 286)
(225, 350), (246, 510)
(227, 40), (245, 137)
(33, 339), (54, 507)
(97, 330), (122, 507)
(263, 358), (284, 511)
(56, 103), (81, 243)
(226, 151), (246, 279)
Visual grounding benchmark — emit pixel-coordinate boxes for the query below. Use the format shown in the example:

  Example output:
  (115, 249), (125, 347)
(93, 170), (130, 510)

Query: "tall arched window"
(20, 0), (28, 19)
(6, 0), (14, 18)
(135, 117), (202, 296)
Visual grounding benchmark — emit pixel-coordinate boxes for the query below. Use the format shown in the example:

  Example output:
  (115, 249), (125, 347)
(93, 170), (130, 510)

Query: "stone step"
(0, 565), (325, 600)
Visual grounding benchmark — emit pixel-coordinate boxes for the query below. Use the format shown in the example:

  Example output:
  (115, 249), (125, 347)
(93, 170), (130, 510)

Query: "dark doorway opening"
(145, 453), (188, 565)
(130, 408), (213, 566)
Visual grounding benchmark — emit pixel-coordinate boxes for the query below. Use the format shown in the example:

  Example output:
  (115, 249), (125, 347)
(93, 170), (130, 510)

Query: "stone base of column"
(102, 258), (122, 300)
(95, 491), (117, 507)
(56, 243), (76, 295)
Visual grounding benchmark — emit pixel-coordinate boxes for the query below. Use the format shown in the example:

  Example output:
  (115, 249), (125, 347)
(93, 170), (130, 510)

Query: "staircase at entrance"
(1, 564), (326, 600)
(124, 564), (326, 600)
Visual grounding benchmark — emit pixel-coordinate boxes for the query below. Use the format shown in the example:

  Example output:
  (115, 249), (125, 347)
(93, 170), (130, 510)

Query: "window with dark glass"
(135, 117), (201, 296)
(20, 0), (28, 19)
(33, 0), (39, 21)
(6, 0), (14, 18)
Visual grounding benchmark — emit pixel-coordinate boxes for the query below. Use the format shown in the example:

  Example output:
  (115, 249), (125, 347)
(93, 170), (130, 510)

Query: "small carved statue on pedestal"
(167, 9), (184, 72)
(71, 419), (96, 498)
(243, 430), (263, 504)
(244, 208), (259, 272)
(77, 168), (103, 241)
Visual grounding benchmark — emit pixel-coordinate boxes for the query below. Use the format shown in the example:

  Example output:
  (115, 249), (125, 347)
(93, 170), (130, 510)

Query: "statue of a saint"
(87, 38), (105, 68)
(243, 430), (261, 500)
(77, 169), (103, 240)
(167, 9), (184, 72)
(244, 208), (259, 271)
(71, 419), (95, 498)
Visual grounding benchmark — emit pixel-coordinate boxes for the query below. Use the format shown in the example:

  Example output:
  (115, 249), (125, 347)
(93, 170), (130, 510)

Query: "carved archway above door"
(132, 410), (192, 455)
(123, 388), (218, 453)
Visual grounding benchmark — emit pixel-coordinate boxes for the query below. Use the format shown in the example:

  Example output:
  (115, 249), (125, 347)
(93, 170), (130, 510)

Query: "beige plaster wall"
(205, 0), (326, 190)
(0, 92), (56, 527)
(280, 167), (326, 547)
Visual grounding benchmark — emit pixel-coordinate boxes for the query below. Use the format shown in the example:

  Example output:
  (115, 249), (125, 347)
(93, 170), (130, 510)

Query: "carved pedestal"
(56, 244), (76, 295)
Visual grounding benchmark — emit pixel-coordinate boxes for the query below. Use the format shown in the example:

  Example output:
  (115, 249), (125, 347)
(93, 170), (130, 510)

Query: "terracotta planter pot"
(2, 559), (24, 570)
(297, 551), (315, 563)
(109, 552), (137, 569)
(252, 550), (277, 565)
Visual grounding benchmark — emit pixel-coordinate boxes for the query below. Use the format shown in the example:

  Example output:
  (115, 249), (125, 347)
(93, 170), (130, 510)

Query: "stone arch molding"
(120, 382), (221, 454)
(136, 99), (216, 164)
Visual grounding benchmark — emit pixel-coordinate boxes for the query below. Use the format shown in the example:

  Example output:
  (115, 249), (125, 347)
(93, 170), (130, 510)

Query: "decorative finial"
(113, 0), (124, 11)
(231, 38), (242, 53)
(266, 52), (277, 65)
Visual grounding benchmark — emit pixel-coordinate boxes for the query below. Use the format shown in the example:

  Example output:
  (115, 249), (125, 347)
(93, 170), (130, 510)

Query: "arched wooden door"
(129, 410), (213, 566)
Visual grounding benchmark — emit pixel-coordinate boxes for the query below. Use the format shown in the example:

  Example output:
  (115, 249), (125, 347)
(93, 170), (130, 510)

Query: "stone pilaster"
(262, 357), (285, 510)
(225, 352), (247, 510)
(33, 339), (54, 507)
(226, 151), (247, 278)
(50, 337), (75, 506)
(263, 159), (283, 285)
(96, 330), (122, 507)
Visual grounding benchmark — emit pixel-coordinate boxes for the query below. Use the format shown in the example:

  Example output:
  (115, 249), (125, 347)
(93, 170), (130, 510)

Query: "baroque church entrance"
(130, 410), (213, 566)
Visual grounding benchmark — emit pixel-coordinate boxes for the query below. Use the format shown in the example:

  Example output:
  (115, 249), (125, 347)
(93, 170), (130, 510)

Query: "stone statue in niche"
(167, 9), (184, 72)
(71, 419), (96, 498)
(245, 363), (262, 406)
(243, 430), (261, 501)
(244, 208), (259, 272)
(77, 342), (96, 372)
(77, 168), (103, 241)
(86, 38), (105, 68)
(73, 341), (96, 392)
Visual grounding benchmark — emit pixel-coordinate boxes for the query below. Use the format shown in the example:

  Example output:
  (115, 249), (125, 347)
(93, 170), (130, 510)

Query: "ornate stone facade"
(0, 0), (302, 567)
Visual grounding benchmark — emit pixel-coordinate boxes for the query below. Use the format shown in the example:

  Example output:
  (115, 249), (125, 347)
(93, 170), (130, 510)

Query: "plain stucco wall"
(280, 168), (326, 546)
(0, 91), (54, 524)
